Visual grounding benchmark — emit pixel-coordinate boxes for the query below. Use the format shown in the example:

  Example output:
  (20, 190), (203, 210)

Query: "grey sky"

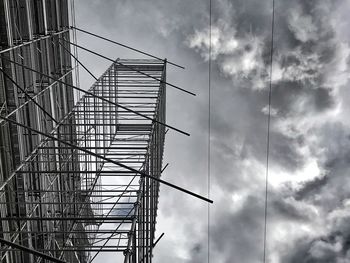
(74, 0), (350, 262)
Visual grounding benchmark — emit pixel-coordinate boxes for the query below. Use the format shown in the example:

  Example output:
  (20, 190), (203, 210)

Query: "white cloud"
(287, 5), (319, 43)
(187, 26), (239, 59)
(270, 159), (323, 188)
(261, 105), (278, 116)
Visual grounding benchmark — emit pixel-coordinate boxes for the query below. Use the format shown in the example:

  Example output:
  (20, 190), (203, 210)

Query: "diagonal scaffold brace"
(0, 238), (67, 263)
(0, 115), (213, 204)
(62, 38), (196, 96)
(72, 26), (185, 70)
(0, 67), (59, 124)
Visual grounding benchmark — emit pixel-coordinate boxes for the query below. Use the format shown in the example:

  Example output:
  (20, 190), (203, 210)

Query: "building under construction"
(0, 1), (212, 263)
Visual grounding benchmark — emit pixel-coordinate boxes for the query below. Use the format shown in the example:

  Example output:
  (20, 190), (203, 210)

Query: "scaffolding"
(0, 1), (212, 262)
(0, 0), (163, 262)
(1, 53), (166, 262)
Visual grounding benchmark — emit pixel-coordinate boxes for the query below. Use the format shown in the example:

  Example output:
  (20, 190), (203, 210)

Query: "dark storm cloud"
(288, 125), (350, 208)
(271, 197), (311, 222)
(280, 121), (350, 262)
(270, 81), (335, 117)
(281, 215), (350, 262)
(295, 175), (329, 201)
(188, 195), (265, 263)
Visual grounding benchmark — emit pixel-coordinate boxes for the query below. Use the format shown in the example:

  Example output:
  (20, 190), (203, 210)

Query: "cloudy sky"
(74, 0), (350, 262)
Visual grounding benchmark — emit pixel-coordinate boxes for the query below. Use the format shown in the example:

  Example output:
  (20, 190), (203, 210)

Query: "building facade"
(0, 0), (82, 262)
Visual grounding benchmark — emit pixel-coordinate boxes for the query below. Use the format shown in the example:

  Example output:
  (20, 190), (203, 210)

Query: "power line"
(263, 0), (275, 262)
(208, 0), (212, 262)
